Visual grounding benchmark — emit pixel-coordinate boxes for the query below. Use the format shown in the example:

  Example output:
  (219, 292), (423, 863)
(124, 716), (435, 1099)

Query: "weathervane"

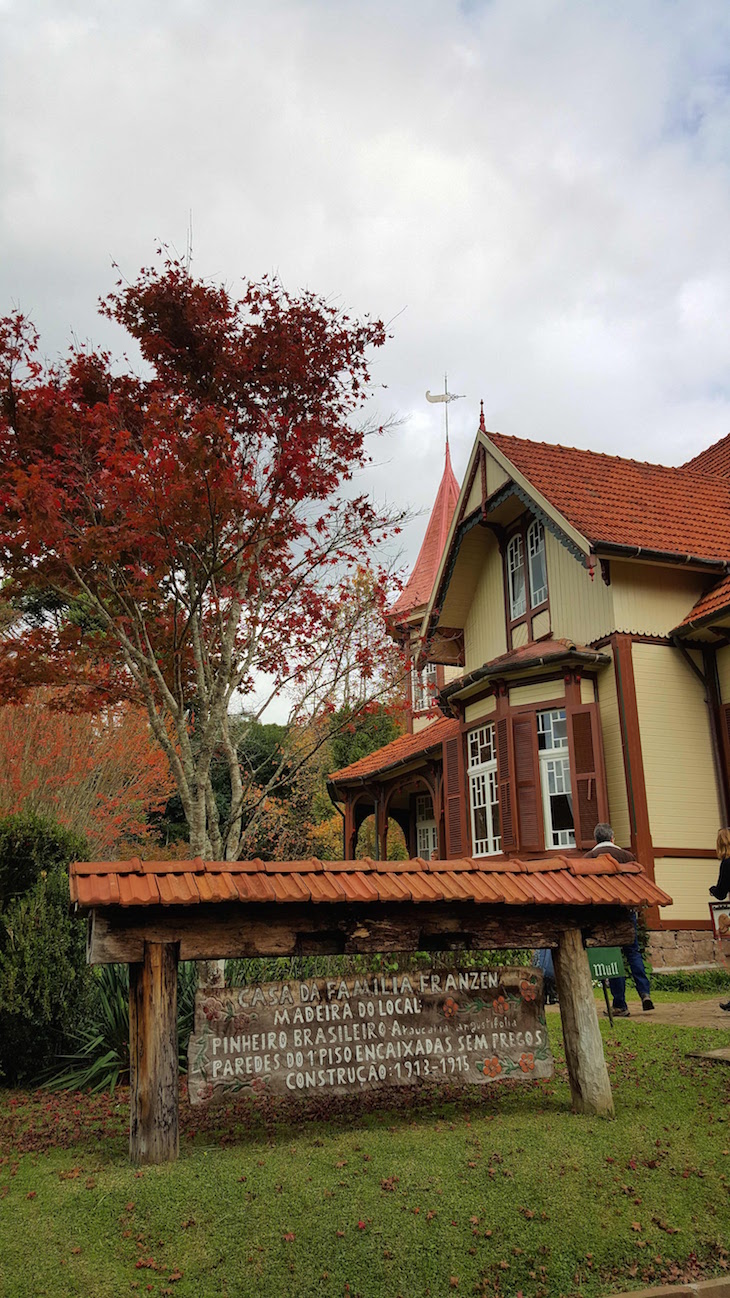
(425, 373), (465, 447)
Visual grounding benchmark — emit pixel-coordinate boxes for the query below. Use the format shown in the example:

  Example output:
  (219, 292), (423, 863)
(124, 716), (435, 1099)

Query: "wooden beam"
(129, 941), (179, 1165)
(88, 902), (634, 964)
(553, 928), (614, 1118)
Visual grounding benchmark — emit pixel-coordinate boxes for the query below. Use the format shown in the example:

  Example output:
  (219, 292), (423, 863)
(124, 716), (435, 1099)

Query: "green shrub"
(0, 812), (90, 1083)
(652, 967), (730, 993)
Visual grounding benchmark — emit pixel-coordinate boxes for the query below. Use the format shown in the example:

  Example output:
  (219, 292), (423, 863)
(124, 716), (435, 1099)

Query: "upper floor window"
(527, 520), (547, 607)
(507, 534), (526, 620)
(505, 514), (549, 642)
(467, 722), (501, 856)
(411, 661), (438, 714)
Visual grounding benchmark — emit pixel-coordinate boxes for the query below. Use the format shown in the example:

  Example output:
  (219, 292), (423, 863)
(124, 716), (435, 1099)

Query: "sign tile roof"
(488, 431), (730, 562)
(70, 853), (671, 911)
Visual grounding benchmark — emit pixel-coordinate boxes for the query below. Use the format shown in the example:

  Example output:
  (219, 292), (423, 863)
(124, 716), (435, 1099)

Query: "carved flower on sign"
(442, 997), (459, 1019)
(519, 1052), (535, 1073)
(478, 1056), (502, 1078)
(491, 995), (509, 1016)
(519, 977), (538, 1003)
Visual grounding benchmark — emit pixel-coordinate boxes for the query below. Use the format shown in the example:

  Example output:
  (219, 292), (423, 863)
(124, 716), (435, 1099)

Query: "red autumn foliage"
(0, 689), (175, 857)
(0, 258), (404, 857)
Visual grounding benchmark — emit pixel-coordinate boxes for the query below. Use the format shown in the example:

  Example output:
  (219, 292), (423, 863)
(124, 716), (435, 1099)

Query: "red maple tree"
(0, 259), (404, 858)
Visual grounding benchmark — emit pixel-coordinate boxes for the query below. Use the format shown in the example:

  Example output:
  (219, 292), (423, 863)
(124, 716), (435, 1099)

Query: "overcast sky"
(2, 0), (730, 578)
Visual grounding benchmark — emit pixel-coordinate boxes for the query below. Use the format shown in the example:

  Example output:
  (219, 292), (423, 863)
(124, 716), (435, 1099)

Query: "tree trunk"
(129, 941), (179, 1164)
(554, 927), (614, 1118)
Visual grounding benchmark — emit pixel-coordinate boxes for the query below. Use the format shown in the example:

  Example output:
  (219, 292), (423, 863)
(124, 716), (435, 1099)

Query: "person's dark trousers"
(608, 914), (651, 1008)
(711, 857), (730, 900)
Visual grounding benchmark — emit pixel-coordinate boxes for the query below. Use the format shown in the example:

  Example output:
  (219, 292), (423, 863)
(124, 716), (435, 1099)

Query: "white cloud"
(1, 0), (730, 573)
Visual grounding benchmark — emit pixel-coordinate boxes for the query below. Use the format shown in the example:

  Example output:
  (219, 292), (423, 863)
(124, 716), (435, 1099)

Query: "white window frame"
(415, 792), (438, 860)
(537, 708), (575, 849)
(467, 723), (501, 856)
(527, 518), (548, 608)
(411, 661), (438, 714)
(507, 533), (526, 620)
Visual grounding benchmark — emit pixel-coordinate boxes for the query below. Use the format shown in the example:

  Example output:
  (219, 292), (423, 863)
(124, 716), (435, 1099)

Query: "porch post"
(553, 928), (614, 1118)
(129, 940), (180, 1164)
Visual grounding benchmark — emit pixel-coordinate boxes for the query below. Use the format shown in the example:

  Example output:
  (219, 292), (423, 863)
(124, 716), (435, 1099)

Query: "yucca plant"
(43, 960), (199, 1094)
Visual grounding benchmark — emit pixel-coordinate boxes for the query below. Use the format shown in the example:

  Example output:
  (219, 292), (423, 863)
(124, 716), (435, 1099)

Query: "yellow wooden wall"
(595, 660), (631, 848)
(464, 694), (497, 724)
(462, 537), (507, 672)
(545, 532), (614, 644)
(485, 451), (509, 496)
(653, 859), (718, 922)
(611, 562), (707, 637)
(508, 680), (565, 708)
(632, 643), (720, 850)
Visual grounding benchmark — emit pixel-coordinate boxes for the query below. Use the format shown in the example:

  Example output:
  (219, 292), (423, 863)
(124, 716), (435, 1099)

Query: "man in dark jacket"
(588, 823), (654, 1017)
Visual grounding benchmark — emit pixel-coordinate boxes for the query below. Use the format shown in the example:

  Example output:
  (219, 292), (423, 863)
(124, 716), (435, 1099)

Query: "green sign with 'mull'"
(588, 947), (625, 980)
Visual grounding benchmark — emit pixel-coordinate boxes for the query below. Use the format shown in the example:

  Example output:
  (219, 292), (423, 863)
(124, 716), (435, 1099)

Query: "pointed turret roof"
(390, 440), (460, 625)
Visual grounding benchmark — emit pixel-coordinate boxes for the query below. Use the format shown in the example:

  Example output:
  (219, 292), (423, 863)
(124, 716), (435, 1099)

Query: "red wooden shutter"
(442, 735), (467, 858)
(512, 713), (544, 852)
(495, 716), (517, 853)
(567, 703), (607, 850)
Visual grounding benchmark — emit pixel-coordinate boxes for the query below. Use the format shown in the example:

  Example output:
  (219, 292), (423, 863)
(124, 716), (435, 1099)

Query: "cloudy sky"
(2, 0), (730, 575)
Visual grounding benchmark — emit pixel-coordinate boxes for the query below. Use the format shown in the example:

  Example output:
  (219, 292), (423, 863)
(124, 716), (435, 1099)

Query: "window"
(467, 723), (501, 856)
(537, 709), (575, 848)
(411, 661), (438, 714)
(504, 515), (550, 644)
(507, 534), (526, 620)
(415, 793), (438, 860)
(527, 519), (547, 607)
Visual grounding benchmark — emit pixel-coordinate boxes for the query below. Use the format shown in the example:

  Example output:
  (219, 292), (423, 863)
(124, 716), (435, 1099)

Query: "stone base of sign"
(188, 966), (553, 1105)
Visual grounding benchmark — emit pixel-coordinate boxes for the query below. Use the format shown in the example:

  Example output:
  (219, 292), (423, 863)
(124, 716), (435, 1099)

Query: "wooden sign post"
(70, 851), (673, 1160)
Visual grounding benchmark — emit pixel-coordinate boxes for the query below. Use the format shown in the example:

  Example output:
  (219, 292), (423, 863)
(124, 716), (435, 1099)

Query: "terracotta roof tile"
(231, 872), (276, 903)
(390, 442), (460, 621)
(675, 573), (730, 631)
(69, 853), (672, 912)
(329, 716), (459, 783)
(682, 432), (730, 478)
(488, 431), (730, 563)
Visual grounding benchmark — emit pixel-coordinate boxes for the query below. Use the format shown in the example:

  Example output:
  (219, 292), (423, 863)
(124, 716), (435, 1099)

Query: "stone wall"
(648, 928), (722, 970)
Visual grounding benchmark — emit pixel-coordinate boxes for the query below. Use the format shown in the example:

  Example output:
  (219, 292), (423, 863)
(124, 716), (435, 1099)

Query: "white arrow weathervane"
(425, 374), (465, 446)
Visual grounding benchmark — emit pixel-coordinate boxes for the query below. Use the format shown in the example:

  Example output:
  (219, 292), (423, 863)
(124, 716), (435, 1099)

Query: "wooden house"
(329, 414), (730, 970)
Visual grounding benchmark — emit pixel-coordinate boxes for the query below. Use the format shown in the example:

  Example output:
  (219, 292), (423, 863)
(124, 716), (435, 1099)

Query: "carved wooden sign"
(187, 965), (552, 1105)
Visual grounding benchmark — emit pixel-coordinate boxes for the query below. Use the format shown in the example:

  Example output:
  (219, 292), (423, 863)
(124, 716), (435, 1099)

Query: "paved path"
(547, 997), (730, 1030)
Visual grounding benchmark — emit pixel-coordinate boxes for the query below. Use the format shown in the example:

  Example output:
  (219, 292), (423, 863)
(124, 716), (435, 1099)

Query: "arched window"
(527, 519), (548, 607)
(506, 533), (526, 620)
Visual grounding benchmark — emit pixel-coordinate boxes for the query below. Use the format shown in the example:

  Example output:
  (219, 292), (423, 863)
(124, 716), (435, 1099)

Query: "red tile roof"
(683, 432), (730, 478)
(441, 638), (609, 698)
(69, 853), (671, 911)
(329, 715), (459, 783)
(675, 572), (730, 631)
(488, 431), (730, 563)
(390, 442), (459, 622)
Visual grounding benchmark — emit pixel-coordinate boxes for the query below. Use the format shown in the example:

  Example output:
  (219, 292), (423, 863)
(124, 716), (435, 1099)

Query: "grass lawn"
(1, 1018), (729, 1298)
